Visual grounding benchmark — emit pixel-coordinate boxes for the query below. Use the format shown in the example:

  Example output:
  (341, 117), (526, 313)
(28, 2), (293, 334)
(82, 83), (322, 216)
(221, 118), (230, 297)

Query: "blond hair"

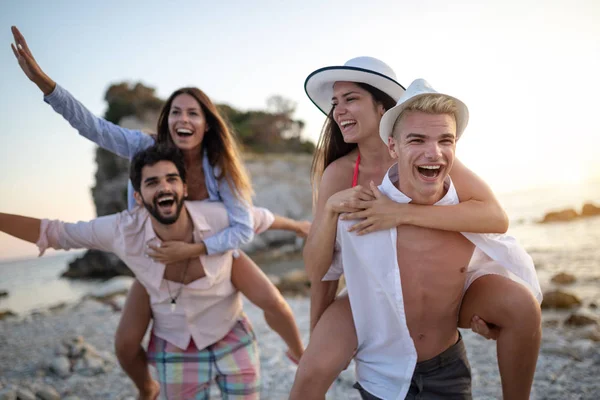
(392, 94), (458, 138)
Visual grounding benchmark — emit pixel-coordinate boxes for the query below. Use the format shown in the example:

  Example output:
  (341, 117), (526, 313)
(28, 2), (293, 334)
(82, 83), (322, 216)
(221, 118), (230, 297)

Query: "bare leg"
(114, 280), (160, 400)
(231, 251), (304, 361)
(459, 274), (541, 400)
(290, 296), (357, 400)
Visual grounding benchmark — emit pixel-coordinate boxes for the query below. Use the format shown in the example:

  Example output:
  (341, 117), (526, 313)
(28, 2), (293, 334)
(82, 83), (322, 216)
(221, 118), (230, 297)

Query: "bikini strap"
(352, 152), (360, 188)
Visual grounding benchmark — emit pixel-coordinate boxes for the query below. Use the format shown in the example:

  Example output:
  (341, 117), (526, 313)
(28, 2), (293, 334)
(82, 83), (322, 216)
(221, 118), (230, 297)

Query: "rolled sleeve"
(252, 207), (275, 235)
(203, 174), (255, 255)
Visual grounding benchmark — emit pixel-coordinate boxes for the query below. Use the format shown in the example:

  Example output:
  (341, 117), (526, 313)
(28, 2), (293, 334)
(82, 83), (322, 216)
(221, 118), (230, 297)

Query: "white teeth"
(158, 195), (174, 203)
(419, 165), (441, 170)
(177, 128), (193, 134)
(340, 120), (356, 127)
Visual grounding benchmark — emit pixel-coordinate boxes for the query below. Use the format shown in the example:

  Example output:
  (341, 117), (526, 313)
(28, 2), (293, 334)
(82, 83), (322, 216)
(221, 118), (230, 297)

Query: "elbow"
(493, 208), (510, 233)
(239, 225), (255, 245)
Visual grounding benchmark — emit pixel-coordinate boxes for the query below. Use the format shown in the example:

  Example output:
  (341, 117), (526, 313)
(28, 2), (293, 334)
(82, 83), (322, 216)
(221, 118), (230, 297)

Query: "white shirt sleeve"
(252, 207), (276, 235)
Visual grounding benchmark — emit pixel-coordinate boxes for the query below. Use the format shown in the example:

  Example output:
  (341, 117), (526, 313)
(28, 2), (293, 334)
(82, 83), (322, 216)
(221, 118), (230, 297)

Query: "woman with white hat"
(290, 57), (541, 399)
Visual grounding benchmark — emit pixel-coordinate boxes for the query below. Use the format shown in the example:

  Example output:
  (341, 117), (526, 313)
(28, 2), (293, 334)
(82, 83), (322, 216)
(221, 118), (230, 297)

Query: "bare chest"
(395, 226), (475, 284)
(163, 257), (206, 284)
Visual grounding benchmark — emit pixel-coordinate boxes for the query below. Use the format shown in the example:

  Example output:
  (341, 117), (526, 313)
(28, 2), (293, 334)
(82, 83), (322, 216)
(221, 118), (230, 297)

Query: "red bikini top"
(352, 153), (360, 188)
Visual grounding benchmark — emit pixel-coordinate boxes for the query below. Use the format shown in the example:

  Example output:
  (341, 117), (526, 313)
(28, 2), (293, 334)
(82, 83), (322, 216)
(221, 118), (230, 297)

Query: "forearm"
(33, 72), (56, 96)
(401, 200), (509, 233)
(309, 279), (339, 333)
(0, 213), (41, 244)
(303, 209), (339, 281)
(270, 215), (299, 233)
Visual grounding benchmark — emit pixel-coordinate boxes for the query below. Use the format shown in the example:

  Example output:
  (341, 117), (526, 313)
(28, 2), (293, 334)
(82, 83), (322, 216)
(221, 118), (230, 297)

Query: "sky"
(1, 0), (599, 259)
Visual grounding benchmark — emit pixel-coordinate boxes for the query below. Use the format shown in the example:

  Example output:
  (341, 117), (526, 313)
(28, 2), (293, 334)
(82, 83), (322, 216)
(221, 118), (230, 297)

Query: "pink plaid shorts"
(147, 315), (260, 399)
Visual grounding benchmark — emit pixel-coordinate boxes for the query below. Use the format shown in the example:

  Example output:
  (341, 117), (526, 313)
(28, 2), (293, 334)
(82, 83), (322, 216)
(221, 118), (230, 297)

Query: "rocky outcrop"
(540, 208), (579, 223)
(581, 202), (600, 217)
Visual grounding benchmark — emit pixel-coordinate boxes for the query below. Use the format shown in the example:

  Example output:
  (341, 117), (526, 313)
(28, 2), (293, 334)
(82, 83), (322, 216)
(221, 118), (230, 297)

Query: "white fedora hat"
(305, 56), (405, 115)
(379, 78), (469, 143)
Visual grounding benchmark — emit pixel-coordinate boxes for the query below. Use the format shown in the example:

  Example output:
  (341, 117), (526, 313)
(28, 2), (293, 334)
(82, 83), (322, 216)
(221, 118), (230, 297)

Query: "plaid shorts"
(147, 315), (260, 399)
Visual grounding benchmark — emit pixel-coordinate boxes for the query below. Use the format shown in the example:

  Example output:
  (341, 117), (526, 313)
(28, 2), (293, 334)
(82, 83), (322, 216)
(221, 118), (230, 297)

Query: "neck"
(356, 133), (393, 167)
(182, 146), (203, 168)
(150, 206), (193, 242)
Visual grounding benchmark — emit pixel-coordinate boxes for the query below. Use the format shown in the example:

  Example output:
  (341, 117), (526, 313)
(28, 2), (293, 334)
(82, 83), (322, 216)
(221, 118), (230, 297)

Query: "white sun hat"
(379, 78), (469, 143)
(304, 56), (406, 115)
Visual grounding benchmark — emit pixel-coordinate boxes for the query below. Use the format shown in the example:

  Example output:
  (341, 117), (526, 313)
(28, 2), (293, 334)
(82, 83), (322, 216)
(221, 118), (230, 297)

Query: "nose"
(424, 142), (442, 160)
(333, 102), (347, 120)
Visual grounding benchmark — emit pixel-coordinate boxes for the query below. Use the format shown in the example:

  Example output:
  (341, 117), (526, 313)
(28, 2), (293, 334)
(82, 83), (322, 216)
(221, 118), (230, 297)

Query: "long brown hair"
(156, 87), (253, 204)
(310, 82), (396, 202)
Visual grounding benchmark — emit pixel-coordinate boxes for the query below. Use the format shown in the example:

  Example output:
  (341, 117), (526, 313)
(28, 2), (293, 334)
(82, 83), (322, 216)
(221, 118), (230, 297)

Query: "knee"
(500, 285), (541, 331)
(261, 289), (290, 315)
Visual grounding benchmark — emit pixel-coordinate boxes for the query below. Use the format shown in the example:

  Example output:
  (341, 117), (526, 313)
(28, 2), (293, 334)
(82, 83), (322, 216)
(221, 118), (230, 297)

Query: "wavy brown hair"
(310, 83), (396, 202)
(156, 87), (253, 204)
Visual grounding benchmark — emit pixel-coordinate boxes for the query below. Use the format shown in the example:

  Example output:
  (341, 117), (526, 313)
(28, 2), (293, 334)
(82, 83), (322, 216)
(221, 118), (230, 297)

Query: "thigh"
(115, 279), (152, 344)
(230, 251), (282, 309)
(458, 273), (537, 328)
(214, 317), (261, 399)
(147, 334), (212, 399)
(301, 295), (357, 374)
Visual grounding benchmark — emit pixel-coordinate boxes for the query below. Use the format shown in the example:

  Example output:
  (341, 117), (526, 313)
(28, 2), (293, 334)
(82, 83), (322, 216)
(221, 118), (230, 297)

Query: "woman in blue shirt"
(11, 26), (304, 399)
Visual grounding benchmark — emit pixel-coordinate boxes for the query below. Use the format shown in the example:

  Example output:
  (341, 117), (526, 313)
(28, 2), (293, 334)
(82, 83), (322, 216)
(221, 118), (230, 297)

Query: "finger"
(348, 220), (370, 233)
(370, 181), (383, 199)
(12, 26), (31, 55)
(344, 200), (369, 210)
(341, 210), (369, 221)
(11, 43), (19, 59)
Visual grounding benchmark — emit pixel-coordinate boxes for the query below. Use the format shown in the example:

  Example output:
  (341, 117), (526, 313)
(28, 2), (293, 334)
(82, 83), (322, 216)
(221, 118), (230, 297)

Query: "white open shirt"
(323, 165), (542, 400)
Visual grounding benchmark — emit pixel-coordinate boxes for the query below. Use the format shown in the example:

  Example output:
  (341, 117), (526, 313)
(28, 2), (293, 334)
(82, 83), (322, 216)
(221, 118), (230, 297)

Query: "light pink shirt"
(37, 202), (274, 350)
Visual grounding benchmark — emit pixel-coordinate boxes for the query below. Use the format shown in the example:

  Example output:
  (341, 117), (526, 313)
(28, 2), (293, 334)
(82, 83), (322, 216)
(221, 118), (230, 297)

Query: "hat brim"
(305, 66), (405, 115)
(379, 93), (469, 143)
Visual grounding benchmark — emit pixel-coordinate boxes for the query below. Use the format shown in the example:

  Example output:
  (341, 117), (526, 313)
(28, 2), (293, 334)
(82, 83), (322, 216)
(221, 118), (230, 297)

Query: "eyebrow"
(171, 105), (200, 111)
(331, 91), (360, 102)
(405, 133), (456, 140)
(143, 173), (180, 184)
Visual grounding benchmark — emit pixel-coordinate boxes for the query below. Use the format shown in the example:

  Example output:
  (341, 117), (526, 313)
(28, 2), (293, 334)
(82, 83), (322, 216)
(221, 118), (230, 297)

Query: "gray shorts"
(354, 332), (472, 400)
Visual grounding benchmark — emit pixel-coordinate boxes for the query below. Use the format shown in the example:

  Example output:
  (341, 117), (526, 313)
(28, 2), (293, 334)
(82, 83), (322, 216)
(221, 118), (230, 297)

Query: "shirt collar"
(378, 164), (459, 206)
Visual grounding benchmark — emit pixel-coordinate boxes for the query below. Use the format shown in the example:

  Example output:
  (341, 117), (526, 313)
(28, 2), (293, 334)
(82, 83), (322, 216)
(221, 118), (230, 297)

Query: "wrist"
(38, 75), (56, 96)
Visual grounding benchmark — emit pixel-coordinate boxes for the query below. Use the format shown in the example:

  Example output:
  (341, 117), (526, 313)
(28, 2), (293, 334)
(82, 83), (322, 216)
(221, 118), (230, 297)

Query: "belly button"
(418, 333), (425, 340)
(460, 267), (466, 273)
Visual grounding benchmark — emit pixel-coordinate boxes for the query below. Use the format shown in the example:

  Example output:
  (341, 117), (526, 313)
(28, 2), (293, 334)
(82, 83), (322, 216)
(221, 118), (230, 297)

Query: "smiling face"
(331, 81), (386, 143)
(134, 160), (188, 225)
(388, 110), (457, 204)
(167, 93), (208, 152)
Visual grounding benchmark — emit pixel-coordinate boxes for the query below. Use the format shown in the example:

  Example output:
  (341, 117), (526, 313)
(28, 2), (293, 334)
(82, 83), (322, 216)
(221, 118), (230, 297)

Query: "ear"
(377, 103), (386, 117)
(183, 183), (188, 198)
(133, 191), (144, 206)
(387, 135), (398, 160)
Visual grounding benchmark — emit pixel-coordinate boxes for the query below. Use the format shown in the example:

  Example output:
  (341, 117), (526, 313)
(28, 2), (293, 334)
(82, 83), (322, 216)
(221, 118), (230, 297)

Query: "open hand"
(11, 26), (55, 94)
(146, 241), (202, 264)
(340, 181), (401, 235)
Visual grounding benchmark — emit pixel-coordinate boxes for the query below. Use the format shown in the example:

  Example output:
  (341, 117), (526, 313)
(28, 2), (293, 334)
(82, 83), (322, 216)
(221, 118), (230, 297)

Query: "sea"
(1, 180), (599, 315)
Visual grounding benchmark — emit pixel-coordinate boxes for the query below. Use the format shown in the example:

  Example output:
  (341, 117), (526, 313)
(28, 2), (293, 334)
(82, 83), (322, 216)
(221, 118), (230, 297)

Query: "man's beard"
(142, 192), (185, 225)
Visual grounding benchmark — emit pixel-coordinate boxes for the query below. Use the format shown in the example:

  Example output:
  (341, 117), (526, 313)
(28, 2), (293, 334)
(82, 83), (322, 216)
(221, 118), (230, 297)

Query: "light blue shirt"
(44, 84), (254, 255)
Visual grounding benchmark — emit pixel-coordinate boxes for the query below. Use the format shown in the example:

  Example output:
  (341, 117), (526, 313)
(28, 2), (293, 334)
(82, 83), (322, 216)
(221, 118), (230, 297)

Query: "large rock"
(581, 202), (600, 217)
(550, 272), (576, 285)
(541, 290), (582, 309)
(0, 310), (16, 320)
(275, 269), (310, 295)
(540, 208), (579, 223)
(62, 249), (132, 279)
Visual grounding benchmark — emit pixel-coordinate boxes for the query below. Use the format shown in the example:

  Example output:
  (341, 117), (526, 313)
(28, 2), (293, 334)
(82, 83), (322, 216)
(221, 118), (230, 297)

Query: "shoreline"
(1, 294), (599, 399)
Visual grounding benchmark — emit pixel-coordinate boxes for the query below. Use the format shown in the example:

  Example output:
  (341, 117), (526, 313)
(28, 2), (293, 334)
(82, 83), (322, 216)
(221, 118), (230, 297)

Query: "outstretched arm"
(0, 212), (117, 254)
(342, 159), (509, 235)
(0, 213), (41, 244)
(11, 26), (154, 159)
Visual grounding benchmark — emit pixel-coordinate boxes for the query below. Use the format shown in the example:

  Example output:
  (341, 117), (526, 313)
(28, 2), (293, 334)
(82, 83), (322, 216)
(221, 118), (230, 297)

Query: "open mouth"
(176, 128), (194, 137)
(156, 194), (176, 211)
(416, 165), (442, 179)
(339, 119), (356, 133)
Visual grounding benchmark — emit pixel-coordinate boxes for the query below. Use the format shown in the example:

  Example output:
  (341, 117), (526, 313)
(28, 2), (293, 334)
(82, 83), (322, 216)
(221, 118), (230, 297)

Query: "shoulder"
(321, 153), (355, 191)
(185, 201), (229, 230)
